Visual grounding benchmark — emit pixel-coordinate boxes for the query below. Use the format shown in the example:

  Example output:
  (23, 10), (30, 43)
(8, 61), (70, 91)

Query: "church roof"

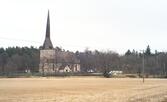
(43, 10), (53, 49)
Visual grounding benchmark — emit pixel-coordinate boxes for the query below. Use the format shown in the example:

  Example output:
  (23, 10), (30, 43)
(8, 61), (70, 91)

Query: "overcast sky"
(0, 0), (167, 54)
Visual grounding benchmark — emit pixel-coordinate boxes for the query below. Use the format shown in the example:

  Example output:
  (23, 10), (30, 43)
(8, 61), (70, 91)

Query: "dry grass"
(0, 77), (167, 102)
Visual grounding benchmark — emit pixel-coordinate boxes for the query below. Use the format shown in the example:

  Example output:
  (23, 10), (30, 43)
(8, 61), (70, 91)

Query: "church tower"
(43, 11), (53, 49)
(39, 10), (81, 75)
(39, 10), (56, 74)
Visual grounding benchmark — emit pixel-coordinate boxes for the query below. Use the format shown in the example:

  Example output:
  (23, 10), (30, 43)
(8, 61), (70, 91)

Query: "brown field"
(0, 77), (167, 102)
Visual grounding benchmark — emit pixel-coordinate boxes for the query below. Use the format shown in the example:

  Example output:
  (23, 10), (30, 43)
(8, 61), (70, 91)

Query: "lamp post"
(140, 50), (145, 83)
(142, 50), (145, 83)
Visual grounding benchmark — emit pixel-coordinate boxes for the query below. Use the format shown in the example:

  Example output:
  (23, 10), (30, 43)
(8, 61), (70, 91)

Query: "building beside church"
(39, 11), (80, 74)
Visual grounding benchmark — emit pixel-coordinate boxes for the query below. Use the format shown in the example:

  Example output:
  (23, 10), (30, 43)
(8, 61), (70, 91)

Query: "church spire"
(46, 10), (50, 38)
(43, 10), (53, 49)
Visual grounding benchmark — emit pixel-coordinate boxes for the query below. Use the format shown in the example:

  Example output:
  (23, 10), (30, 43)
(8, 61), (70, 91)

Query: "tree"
(0, 48), (4, 54)
(125, 49), (131, 56)
(145, 45), (151, 56)
(5, 59), (17, 73)
(0, 52), (9, 74)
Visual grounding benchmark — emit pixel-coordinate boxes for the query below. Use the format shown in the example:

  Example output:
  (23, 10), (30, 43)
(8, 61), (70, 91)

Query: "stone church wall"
(39, 49), (56, 73)
(40, 49), (55, 59)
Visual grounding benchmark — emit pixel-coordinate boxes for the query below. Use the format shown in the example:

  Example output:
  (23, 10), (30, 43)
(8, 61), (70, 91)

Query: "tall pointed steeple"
(43, 10), (53, 49)
(46, 10), (50, 38)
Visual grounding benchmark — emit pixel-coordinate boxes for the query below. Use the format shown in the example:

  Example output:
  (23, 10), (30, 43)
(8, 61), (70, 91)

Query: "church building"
(39, 11), (80, 74)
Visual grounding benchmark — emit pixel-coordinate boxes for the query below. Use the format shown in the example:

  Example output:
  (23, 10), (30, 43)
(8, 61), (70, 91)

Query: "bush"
(164, 75), (167, 78)
(103, 71), (111, 78)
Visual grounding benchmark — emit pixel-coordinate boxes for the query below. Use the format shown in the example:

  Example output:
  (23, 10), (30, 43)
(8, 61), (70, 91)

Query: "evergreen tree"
(125, 49), (131, 56)
(145, 45), (151, 56)
(0, 48), (4, 54)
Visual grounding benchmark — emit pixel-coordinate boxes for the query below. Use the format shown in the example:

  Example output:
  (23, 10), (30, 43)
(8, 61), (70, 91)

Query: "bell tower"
(39, 10), (56, 75)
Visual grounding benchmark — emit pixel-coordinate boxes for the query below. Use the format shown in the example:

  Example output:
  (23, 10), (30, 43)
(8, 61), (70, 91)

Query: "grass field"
(0, 77), (167, 102)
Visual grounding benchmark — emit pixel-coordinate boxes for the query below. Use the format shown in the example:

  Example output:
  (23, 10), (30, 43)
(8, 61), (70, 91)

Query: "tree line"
(77, 45), (167, 77)
(0, 46), (39, 75)
(0, 45), (167, 77)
